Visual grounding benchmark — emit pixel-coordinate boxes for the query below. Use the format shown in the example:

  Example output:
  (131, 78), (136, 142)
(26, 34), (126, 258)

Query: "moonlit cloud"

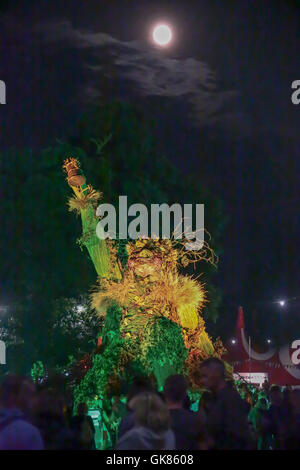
(37, 20), (251, 137)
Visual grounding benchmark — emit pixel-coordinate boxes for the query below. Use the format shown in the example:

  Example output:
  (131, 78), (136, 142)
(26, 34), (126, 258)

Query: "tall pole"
(248, 336), (251, 383)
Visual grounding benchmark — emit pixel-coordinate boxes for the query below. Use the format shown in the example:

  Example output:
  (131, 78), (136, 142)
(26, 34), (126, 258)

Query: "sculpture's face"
(128, 252), (163, 279)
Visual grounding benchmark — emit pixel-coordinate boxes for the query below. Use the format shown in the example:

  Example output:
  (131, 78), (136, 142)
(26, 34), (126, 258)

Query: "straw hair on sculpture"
(68, 188), (102, 213)
(91, 271), (206, 326)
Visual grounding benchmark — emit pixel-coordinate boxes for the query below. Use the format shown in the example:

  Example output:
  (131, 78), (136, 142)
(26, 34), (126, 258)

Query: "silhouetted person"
(183, 393), (191, 410)
(70, 402), (95, 449)
(116, 392), (175, 450)
(240, 382), (253, 413)
(282, 386), (293, 417)
(118, 378), (154, 439)
(248, 397), (269, 449)
(263, 385), (286, 449)
(199, 358), (254, 450)
(163, 374), (209, 450)
(0, 375), (44, 450)
(262, 379), (269, 397)
(284, 389), (300, 450)
(35, 389), (79, 449)
(199, 390), (215, 416)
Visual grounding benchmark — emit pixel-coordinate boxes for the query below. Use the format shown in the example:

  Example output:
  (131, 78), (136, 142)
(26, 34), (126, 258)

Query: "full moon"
(153, 24), (172, 46)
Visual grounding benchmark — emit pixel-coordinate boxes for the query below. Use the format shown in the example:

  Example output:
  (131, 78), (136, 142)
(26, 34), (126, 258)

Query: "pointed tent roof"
(226, 306), (300, 385)
(236, 305), (245, 330)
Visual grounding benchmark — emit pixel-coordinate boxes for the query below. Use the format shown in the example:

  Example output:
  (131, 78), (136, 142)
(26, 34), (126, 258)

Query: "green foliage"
(73, 304), (124, 409)
(116, 238), (129, 269)
(188, 389), (202, 412)
(50, 296), (102, 366)
(101, 303), (122, 346)
(143, 317), (188, 388)
(74, 336), (124, 407)
(31, 360), (45, 383)
(0, 144), (96, 370)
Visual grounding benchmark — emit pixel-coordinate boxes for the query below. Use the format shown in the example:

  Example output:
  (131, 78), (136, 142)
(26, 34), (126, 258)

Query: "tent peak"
(236, 306), (245, 330)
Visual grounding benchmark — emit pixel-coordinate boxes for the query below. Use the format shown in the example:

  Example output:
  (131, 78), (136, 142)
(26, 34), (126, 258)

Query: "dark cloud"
(37, 20), (251, 138)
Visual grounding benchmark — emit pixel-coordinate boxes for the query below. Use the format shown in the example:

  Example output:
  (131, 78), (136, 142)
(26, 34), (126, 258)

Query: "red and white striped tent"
(223, 306), (300, 387)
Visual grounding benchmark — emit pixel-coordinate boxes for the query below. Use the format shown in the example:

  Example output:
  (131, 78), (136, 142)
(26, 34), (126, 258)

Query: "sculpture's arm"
(63, 158), (121, 279)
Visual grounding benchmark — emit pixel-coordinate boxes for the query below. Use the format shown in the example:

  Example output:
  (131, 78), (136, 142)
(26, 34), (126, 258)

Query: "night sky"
(1, 0), (300, 345)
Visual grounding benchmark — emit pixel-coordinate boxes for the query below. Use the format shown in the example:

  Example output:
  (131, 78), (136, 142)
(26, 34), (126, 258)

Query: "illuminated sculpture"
(63, 158), (226, 408)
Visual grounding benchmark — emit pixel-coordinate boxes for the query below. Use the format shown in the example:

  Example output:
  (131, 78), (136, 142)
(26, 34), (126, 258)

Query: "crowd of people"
(0, 358), (299, 450)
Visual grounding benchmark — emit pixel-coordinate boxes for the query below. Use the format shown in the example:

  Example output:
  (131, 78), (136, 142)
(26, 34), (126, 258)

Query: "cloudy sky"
(0, 0), (300, 341)
(37, 18), (246, 133)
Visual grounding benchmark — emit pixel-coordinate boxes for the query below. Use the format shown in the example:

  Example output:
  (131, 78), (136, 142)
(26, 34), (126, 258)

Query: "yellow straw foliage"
(195, 329), (215, 355)
(68, 188), (102, 213)
(177, 305), (198, 330)
(90, 274), (135, 312)
(90, 271), (206, 329)
(147, 272), (206, 314)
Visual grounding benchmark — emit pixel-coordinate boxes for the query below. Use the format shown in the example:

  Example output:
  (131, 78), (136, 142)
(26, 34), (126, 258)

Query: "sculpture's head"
(128, 251), (163, 278)
(126, 239), (177, 279)
(125, 235), (218, 279)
